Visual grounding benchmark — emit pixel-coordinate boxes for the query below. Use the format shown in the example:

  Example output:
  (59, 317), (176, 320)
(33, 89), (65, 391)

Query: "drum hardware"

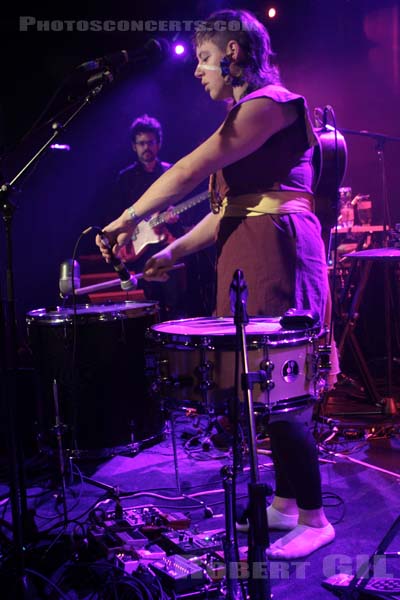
(258, 359), (275, 392)
(194, 355), (216, 405)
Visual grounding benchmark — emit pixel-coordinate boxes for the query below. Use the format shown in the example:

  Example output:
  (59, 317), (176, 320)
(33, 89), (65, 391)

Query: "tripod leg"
(52, 379), (69, 526)
(169, 411), (182, 495)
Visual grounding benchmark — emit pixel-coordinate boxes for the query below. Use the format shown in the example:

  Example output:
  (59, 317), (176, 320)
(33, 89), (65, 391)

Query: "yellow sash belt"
(221, 191), (314, 217)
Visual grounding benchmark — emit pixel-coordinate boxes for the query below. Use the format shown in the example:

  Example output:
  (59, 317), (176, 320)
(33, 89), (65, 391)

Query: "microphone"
(98, 232), (137, 291)
(323, 106), (329, 128)
(313, 106), (324, 128)
(229, 269), (249, 324)
(76, 38), (170, 74)
(314, 106), (330, 129)
(59, 259), (80, 298)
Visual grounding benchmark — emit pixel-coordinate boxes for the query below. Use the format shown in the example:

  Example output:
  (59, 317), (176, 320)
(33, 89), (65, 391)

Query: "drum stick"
(74, 262), (185, 295)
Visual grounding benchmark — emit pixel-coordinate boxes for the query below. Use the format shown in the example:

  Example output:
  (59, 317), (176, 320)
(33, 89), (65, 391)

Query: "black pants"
(268, 419), (322, 510)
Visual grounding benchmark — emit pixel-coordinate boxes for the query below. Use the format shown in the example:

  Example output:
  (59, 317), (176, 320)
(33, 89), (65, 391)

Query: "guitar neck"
(149, 191), (210, 227)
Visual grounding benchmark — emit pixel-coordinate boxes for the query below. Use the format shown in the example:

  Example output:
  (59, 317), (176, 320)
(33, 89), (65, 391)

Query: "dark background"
(0, 0), (399, 331)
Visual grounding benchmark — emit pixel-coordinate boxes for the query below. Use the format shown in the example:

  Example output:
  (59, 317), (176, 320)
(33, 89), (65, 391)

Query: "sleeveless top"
(215, 85), (317, 204)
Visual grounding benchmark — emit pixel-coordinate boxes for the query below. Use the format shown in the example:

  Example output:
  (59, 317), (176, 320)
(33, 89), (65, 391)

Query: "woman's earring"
(219, 55), (245, 87)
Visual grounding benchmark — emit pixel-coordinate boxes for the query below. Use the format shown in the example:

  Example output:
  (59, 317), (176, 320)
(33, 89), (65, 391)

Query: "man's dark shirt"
(115, 159), (172, 212)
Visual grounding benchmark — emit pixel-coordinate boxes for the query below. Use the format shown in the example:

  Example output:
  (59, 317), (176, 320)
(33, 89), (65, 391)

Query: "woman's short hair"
(195, 9), (281, 88)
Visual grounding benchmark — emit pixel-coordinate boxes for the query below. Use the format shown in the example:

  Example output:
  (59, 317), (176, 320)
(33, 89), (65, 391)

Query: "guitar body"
(128, 190), (210, 262)
(131, 216), (165, 258)
(312, 126), (348, 250)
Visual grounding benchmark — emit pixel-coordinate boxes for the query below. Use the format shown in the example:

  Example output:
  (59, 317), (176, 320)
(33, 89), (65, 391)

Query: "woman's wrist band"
(127, 205), (138, 223)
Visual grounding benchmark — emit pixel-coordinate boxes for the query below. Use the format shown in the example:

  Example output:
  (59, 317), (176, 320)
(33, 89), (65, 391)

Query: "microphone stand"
(229, 270), (272, 600)
(0, 78), (111, 598)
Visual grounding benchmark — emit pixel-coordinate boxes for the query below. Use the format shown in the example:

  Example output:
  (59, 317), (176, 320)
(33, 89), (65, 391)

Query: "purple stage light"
(174, 43), (185, 56)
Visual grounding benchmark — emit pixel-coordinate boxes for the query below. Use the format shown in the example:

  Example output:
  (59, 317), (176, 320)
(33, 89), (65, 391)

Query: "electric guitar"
(130, 190), (210, 258)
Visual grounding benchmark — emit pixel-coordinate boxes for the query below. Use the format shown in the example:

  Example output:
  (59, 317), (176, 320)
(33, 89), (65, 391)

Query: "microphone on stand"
(229, 269), (249, 324)
(74, 38), (170, 83)
(68, 39), (170, 90)
(314, 105), (333, 130)
(59, 259), (80, 298)
(323, 106), (330, 128)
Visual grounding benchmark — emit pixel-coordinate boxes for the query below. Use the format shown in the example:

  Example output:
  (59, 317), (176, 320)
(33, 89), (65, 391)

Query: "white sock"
(267, 505), (298, 530)
(266, 523), (335, 560)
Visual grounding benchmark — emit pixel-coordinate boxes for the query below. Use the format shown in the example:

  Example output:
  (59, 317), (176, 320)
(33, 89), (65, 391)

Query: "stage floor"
(1, 391), (400, 599)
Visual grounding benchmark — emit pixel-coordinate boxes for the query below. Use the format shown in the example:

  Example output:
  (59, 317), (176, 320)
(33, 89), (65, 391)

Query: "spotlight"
(267, 7), (277, 19)
(173, 43), (186, 56)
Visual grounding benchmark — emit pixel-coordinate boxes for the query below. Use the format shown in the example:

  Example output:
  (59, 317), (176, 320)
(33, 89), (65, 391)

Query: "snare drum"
(148, 316), (324, 413)
(27, 302), (160, 451)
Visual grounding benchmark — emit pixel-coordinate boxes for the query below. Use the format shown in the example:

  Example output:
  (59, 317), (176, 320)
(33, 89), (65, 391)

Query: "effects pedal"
(115, 544), (166, 575)
(105, 506), (163, 529)
(88, 526), (148, 559)
(150, 554), (206, 593)
(160, 529), (224, 555)
(158, 511), (191, 530)
(322, 574), (400, 598)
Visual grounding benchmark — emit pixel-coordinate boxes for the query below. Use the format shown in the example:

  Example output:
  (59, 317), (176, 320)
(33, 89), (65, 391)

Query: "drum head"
(150, 316), (320, 349)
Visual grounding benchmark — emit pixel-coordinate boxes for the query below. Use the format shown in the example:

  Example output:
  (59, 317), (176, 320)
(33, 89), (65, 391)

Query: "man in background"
(115, 114), (184, 319)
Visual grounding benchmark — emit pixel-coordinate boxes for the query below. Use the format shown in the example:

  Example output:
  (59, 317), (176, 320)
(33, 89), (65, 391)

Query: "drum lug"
(200, 336), (212, 348)
(258, 360), (275, 392)
(259, 359), (274, 376)
(195, 360), (215, 393)
(263, 378), (275, 392)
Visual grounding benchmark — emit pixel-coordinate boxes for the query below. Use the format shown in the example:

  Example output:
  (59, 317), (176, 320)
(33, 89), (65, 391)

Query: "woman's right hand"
(95, 210), (137, 263)
(143, 247), (176, 281)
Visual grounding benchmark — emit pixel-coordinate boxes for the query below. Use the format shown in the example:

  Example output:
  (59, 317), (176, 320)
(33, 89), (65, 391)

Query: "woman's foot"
(266, 523), (335, 560)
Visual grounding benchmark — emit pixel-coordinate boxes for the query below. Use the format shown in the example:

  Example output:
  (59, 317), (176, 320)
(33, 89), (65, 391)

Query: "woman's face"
(194, 40), (232, 101)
